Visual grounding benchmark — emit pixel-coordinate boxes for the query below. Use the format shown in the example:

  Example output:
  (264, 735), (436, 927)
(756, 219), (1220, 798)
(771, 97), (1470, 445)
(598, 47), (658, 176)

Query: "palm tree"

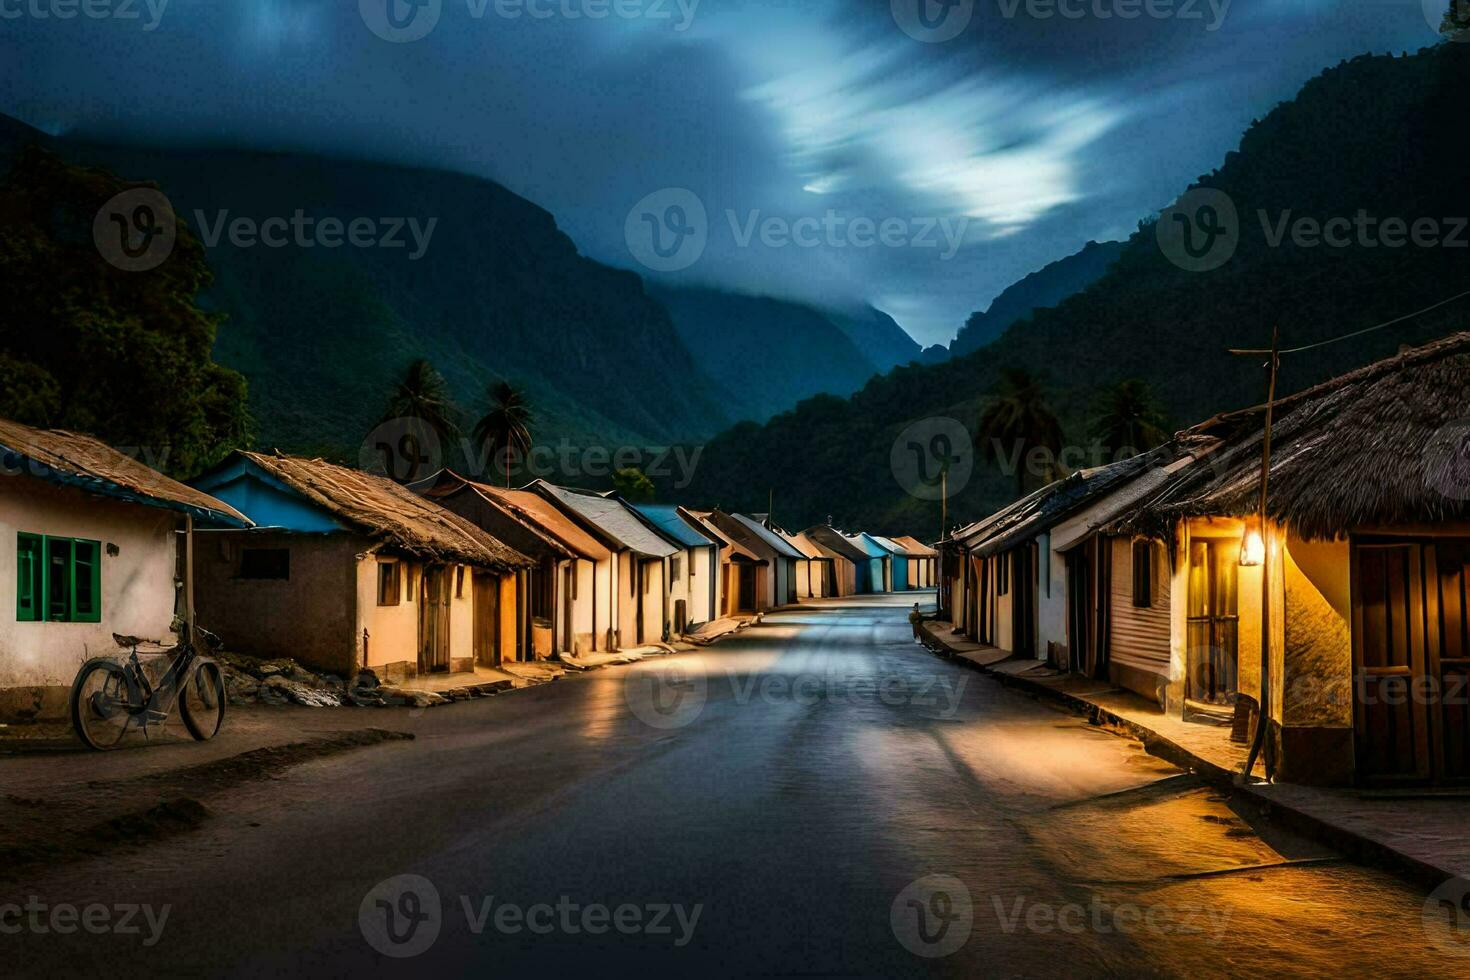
(472, 380), (534, 487)
(1091, 379), (1169, 460)
(381, 358), (458, 438)
(975, 368), (1065, 499)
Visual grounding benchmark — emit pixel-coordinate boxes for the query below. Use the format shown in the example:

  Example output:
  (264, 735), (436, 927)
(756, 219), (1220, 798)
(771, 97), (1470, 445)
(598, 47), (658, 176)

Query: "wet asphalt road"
(3, 593), (1459, 977)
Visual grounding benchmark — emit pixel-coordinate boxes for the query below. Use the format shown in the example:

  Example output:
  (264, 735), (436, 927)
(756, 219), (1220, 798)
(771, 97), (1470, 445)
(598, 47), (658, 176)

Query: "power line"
(1228, 286), (1470, 356)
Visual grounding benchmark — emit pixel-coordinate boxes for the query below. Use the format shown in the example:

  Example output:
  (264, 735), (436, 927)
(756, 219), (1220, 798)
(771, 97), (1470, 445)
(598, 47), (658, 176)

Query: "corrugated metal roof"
(632, 504), (718, 550)
(531, 482), (679, 558)
(732, 513), (805, 559)
(802, 525), (871, 562)
(685, 511), (765, 563)
(0, 416), (249, 527)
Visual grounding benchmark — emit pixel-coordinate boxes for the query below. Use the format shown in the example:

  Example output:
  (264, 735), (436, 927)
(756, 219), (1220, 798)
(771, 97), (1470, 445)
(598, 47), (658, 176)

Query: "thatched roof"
(237, 453), (532, 570)
(0, 416), (249, 527)
(1115, 332), (1470, 541)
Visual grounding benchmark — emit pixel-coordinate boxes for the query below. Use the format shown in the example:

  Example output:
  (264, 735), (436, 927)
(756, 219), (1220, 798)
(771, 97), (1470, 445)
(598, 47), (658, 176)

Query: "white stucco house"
(0, 417), (249, 721)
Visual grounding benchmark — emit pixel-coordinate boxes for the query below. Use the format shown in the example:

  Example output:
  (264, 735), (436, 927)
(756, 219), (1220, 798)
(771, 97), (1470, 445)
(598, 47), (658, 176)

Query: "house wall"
(995, 554), (1014, 653)
(1, 480), (183, 720)
(500, 572), (519, 661)
(640, 558), (666, 643)
(687, 545), (716, 624)
(615, 551), (636, 649)
(356, 555), (418, 676)
(1276, 533), (1353, 785)
(566, 557), (598, 653)
(1036, 531), (1067, 661)
(195, 530), (361, 677)
(1108, 536), (1171, 702)
(590, 556), (613, 650)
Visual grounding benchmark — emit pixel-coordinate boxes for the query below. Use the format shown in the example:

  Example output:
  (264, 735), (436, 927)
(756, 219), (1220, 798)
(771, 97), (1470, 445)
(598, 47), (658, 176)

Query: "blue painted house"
(847, 533), (894, 593)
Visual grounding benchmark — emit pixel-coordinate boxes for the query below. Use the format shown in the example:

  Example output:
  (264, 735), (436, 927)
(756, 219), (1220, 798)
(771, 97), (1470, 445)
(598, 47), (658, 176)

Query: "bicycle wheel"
(179, 660), (226, 741)
(70, 659), (140, 750)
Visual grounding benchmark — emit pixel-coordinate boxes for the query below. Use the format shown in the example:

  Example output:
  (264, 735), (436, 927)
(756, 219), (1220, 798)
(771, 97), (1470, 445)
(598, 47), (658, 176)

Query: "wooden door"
(473, 571), (500, 668)
(1353, 538), (1470, 784)
(419, 565), (452, 673)
(1067, 547), (1091, 674)
(738, 564), (757, 613)
(563, 562), (575, 654)
(1186, 540), (1239, 705)
(1012, 547), (1036, 658)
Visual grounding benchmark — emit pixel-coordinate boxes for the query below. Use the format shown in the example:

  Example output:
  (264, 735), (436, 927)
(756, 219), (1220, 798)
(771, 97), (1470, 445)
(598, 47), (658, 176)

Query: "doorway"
(1185, 539), (1239, 706)
(418, 565), (452, 674)
(472, 571), (500, 668)
(1353, 538), (1470, 783)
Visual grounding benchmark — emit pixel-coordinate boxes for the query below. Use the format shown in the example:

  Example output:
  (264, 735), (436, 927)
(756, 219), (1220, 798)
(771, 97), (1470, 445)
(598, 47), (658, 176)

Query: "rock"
(378, 687), (447, 709)
(255, 660), (293, 678)
(354, 668), (380, 689)
(260, 674), (343, 708)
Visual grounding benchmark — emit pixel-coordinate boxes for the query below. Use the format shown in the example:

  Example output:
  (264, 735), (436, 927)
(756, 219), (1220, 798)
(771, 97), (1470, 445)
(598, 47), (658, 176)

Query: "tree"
(1443, 0), (1469, 40)
(0, 145), (250, 475)
(472, 380), (534, 488)
(1090, 379), (1170, 459)
(975, 368), (1065, 499)
(381, 358), (458, 438)
(612, 466), (655, 502)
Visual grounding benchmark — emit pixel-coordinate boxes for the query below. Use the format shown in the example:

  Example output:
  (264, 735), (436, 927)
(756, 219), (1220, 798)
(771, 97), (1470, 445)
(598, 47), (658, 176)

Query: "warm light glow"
(1240, 524), (1265, 567)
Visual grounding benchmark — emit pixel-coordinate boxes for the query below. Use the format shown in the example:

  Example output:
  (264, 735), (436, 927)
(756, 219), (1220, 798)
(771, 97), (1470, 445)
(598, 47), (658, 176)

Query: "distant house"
(0, 418), (249, 720)
(847, 533), (894, 593)
(803, 525), (873, 595)
(702, 511), (799, 609)
(870, 536), (914, 591)
(890, 536), (939, 588)
(683, 510), (766, 616)
(191, 452), (532, 680)
(776, 528), (834, 599)
(410, 470), (613, 657)
(526, 482), (679, 647)
(632, 504), (721, 632)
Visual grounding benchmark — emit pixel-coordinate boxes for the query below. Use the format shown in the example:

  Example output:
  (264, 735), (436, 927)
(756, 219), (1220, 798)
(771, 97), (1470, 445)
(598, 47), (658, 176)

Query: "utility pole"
(1236, 325), (1280, 784)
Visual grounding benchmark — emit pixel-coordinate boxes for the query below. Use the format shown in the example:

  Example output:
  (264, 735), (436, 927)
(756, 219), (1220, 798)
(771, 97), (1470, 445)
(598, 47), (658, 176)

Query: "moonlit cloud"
(2, 0), (1445, 348)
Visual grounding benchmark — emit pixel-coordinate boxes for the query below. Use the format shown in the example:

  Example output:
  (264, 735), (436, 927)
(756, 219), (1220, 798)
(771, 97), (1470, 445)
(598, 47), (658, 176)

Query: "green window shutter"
(16, 533), (41, 622)
(72, 539), (102, 623)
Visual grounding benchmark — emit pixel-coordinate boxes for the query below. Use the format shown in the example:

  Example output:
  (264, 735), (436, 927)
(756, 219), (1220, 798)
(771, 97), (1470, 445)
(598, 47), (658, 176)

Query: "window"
(531, 564), (554, 619)
(16, 533), (100, 623)
(997, 553), (1010, 596)
(378, 561), (401, 606)
(456, 566), (466, 598)
(239, 548), (290, 580)
(670, 556), (682, 582)
(16, 533), (40, 622)
(1132, 540), (1154, 608)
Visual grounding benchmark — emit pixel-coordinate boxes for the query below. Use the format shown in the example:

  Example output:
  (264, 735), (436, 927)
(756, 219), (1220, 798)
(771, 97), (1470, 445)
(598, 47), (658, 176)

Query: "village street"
(1, 593), (1458, 977)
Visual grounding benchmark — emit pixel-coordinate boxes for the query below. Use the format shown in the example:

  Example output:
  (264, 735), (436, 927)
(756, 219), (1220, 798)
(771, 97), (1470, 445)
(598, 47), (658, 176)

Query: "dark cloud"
(2, 0), (1444, 346)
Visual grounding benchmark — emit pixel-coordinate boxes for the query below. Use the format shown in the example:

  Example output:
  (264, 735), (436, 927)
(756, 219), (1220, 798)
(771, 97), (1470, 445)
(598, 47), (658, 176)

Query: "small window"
(239, 548), (290, 580)
(16, 533), (41, 622)
(378, 561), (402, 606)
(670, 556), (682, 582)
(456, 566), (466, 598)
(1132, 540), (1153, 608)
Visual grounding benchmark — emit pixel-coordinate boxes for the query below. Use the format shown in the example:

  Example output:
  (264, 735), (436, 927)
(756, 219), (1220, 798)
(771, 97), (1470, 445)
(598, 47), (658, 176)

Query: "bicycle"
(69, 629), (227, 751)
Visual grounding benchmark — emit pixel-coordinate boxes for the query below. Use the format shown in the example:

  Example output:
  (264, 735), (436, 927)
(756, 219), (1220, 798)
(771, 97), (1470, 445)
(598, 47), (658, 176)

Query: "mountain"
(827, 306), (923, 371)
(0, 116), (732, 459)
(678, 42), (1470, 535)
(653, 287), (882, 424)
(948, 240), (1125, 357)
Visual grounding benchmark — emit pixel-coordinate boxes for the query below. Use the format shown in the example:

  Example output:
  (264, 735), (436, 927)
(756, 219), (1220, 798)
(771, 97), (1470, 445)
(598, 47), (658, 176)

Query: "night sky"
(4, 0), (1447, 347)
